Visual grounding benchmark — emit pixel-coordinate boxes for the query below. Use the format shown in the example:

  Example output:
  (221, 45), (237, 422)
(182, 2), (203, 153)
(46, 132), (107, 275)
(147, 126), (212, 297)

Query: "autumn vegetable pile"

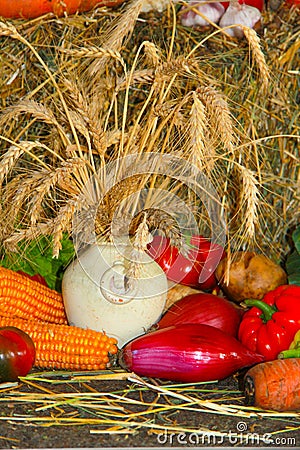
(1, 228), (300, 413)
(118, 229), (300, 411)
(0, 0), (298, 437)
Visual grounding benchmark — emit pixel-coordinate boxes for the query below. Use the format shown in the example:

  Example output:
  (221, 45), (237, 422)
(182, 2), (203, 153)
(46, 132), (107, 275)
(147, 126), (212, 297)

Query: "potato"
(165, 284), (201, 311)
(215, 251), (287, 303)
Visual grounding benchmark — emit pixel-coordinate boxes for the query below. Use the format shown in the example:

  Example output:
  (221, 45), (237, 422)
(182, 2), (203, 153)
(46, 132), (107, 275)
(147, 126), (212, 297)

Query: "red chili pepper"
(0, 327), (36, 382)
(238, 285), (300, 361)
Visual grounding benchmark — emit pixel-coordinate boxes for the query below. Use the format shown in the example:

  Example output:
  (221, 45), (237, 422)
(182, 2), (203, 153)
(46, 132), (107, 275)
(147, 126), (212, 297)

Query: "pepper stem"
(278, 349), (300, 359)
(244, 299), (277, 322)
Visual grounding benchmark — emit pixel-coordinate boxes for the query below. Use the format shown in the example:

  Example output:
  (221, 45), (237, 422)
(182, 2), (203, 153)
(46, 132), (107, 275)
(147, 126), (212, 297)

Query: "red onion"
(157, 293), (243, 337)
(119, 323), (264, 382)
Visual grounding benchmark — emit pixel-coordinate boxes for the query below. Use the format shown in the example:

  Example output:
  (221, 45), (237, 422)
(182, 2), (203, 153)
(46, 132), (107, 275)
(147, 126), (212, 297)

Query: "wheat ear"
(243, 27), (270, 92)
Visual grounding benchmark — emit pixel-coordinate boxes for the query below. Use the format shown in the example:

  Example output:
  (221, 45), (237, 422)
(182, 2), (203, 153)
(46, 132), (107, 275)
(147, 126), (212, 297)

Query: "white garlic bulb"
(180, 1), (225, 27)
(219, 2), (261, 38)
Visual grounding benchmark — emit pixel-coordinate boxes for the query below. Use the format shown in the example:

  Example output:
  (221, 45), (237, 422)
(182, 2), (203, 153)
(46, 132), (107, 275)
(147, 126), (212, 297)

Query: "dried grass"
(0, 1), (299, 264)
(0, 370), (299, 440)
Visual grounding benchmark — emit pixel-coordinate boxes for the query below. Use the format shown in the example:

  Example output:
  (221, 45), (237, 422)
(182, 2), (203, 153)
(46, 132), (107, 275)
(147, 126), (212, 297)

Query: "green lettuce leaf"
(286, 227), (300, 286)
(0, 235), (74, 291)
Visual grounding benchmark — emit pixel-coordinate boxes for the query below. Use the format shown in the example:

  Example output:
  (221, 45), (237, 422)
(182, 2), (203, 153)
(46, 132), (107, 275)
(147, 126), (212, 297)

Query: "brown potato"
(165, 284), (201, 311)
(215, 251), (287, 303)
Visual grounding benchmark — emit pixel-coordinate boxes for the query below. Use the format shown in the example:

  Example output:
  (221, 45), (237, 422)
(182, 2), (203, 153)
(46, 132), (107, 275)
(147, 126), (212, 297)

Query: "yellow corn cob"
(0, 316), (118, 371)
(0, 266), (68, 324)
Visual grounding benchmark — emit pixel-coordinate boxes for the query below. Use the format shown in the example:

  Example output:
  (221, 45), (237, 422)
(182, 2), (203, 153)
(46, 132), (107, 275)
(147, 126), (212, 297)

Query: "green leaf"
(286, 250), (300, 286)
(292, 227), (300, 254)
(0, 235), (75, 291)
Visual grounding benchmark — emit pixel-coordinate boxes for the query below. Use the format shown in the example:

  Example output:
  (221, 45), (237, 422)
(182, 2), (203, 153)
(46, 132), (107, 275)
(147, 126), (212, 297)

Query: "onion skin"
(157, 293), (243, 337)
(119, 323), (264, 382)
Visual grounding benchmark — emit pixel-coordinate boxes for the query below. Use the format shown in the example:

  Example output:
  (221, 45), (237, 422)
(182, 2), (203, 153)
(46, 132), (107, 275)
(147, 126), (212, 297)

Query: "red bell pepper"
(238, 285), (300, 361)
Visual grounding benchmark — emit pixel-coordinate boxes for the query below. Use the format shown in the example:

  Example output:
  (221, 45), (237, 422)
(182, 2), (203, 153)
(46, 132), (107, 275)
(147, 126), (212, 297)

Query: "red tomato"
(147, 235), (225, 291)
(0, 327), (36, 382)
(222, 0), (264, 10)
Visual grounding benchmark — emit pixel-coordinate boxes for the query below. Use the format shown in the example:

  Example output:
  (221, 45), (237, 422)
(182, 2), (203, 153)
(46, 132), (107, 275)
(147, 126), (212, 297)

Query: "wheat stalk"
(116, 70), (155, 92)
(237, 165), (260, 244)
(0, 99), (61, 129)
(0, 139), (66, 227)
(126, 214), (152, 283)
(62, 78), (109, 159)
(8, 173), (46, 223)
(67, 110), (92, 147)
(0, 145), (24, 188)
(0, 20), (82, 153)
(52, 201), (78, 258)
(30, 158), (87, 226)
(187, 91), (215, 173)
(243, 27), (270, 92)
(0, 21), (19, 39)
(137, 209), (183, 250)
(87, 0), (144, 79)
(143, 41), (162, 68)
(197, 86), (236, 154)
(3, 222), (54, 253)
(0, 101), (70, 151)
(58, 46), (126, 69)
